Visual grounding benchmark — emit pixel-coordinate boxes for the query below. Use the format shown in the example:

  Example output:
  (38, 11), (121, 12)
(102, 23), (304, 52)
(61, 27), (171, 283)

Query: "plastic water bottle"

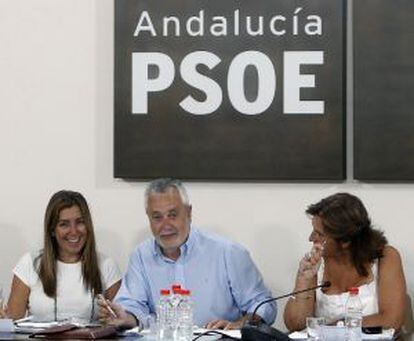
(170, 285), (183, 339)
(157, 289), (173, 341)
(177, 290), (193, 341)
(345, 287), (363, 341)
(171, 284), (182, 292)
(170, 285), (182, 310)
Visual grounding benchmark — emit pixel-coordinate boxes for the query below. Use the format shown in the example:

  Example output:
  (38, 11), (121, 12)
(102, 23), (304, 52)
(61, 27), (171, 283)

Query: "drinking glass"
(306, 317), (325, 340)
(0, 286), (5, 318)
(146, 314), (158, 339)
(0, 286), (4, 309)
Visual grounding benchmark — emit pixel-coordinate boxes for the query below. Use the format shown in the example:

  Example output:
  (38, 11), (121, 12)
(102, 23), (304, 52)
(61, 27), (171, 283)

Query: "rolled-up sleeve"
(114, 248), (151, 326)
(225, 243), (277, 325)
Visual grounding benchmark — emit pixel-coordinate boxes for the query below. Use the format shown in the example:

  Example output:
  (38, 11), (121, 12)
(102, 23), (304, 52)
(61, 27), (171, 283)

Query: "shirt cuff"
(125, 310), (143, 330)
(248, 301), (277, 325)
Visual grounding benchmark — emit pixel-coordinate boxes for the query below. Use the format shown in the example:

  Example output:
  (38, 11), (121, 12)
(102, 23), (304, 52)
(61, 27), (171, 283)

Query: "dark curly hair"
(306, 193), (387, 277)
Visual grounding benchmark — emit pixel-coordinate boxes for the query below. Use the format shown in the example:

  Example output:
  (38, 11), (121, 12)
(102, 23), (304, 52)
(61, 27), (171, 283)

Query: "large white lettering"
(179, 52), (222, 115)
(132, 50), (324, 115)
(132, 53), (174, 114)
(284, 51), (324, 114)
(228, 51), (276, 115)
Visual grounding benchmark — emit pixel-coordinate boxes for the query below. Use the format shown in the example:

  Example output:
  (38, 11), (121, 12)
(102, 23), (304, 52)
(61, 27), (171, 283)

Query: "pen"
(97, 294), (117, 319)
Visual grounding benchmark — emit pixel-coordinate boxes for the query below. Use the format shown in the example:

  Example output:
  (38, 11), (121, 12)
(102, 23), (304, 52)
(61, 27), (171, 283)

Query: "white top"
(13, 251), (122, 322)
(315, 259), (379, 324)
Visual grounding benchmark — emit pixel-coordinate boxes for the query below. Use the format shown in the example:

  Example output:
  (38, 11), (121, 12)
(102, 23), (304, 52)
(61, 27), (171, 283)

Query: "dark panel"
(115, 0), (346, 180)
(354, 1), (414, 180)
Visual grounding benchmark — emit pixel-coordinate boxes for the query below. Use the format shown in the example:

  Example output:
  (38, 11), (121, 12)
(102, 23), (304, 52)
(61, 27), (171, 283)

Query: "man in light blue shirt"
(99, 178), (276, 329)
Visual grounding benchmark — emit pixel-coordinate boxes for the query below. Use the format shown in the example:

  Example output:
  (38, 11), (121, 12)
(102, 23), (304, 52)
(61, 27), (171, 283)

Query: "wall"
(0, 0), (413, 334)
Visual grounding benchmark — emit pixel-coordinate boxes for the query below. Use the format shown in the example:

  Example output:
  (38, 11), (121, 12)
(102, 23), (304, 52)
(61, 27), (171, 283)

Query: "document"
(289, 327), (394, 340)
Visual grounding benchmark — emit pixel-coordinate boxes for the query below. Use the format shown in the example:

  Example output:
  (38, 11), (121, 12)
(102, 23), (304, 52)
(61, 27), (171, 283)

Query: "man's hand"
(205, 315), (250, 330)
(205, 319), (241, 330)
(97, 297), (137, 329)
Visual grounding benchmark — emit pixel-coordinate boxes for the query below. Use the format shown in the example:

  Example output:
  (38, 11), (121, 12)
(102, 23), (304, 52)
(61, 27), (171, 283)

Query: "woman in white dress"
(284, 193), (406, 332)
(0, 190), (121, 322)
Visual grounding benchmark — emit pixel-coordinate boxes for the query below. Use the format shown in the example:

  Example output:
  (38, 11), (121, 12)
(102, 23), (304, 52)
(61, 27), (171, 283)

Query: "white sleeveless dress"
(315, 259), (379, 324)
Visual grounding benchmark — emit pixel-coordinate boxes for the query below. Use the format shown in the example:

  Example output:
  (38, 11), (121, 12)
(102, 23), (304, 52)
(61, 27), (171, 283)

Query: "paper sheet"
(194, 327), (241, 339)
(289, 327), (394, 340)
(0, 319), (15, 332)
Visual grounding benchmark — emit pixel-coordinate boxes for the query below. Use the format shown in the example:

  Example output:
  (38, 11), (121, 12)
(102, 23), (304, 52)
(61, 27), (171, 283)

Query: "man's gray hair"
(144, 178), (190, 210)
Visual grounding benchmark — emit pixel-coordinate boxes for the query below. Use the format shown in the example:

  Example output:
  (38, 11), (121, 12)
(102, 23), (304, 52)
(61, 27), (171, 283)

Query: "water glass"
(0, 286), (5, 318)
(146, 314), (158, 338)
(306, 317), (325, 340)
(0, 286), (4, 309)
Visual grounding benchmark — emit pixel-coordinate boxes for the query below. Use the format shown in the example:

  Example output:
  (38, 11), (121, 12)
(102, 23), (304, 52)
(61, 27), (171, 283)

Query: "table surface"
(1, 332), (143, 340)
(0, 328), (406, 341)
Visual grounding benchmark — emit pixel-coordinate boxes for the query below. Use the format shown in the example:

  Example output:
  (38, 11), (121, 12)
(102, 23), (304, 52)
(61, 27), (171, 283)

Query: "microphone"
(241, 281), (331, 341)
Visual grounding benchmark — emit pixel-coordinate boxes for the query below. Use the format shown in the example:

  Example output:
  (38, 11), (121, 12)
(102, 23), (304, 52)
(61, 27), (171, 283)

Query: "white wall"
(0, 0), (413, 334)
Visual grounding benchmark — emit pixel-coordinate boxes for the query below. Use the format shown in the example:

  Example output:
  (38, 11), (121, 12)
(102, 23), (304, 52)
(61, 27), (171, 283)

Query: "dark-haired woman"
(1, 190), (121, 322)
(284, 193), (406, 332)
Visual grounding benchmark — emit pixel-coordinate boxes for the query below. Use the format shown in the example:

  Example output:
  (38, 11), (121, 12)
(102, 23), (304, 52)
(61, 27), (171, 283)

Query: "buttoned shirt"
(115, 227), (276, 327)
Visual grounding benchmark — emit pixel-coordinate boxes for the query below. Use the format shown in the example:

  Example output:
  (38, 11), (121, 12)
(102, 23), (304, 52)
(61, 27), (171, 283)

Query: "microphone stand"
(241, 282), (331, 341)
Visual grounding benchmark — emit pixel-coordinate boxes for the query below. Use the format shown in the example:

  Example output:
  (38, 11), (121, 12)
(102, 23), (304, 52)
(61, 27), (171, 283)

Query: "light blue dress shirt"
(115, 227), (277, 327)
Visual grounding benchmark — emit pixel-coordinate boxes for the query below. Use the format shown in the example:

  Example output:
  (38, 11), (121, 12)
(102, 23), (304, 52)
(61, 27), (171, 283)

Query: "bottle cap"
(348, 287), (359, 295)
(172, 284), (181, 290)
(160, 289), (170, 295)
(181, 289), (191, 295)
(173, 288), (182, 294)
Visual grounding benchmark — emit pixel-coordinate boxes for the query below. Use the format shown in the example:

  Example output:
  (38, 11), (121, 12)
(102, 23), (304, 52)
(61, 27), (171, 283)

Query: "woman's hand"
(0, 288), (6, 318)
(283, 244), (322, 331)
(0, 304), (8, 318)
(297, 243), (324, 281)
(97, 296), (137, 329)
